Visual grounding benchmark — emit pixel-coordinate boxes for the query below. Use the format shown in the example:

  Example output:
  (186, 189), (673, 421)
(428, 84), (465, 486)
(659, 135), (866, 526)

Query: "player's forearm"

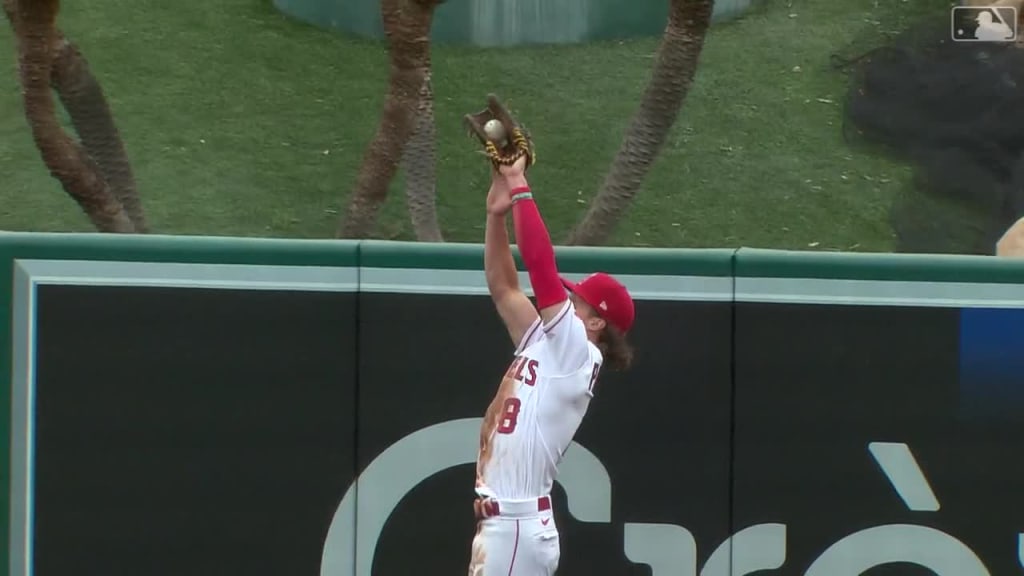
(485, 212), (520, 296)
(510, 181), (565, 309)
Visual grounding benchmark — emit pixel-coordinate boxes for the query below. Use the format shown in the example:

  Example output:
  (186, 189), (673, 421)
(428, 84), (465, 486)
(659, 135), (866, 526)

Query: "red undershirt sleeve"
(511, 186), (566, 310)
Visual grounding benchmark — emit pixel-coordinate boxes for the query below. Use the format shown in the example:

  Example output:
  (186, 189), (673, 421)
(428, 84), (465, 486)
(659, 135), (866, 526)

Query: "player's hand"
(498, 155), (528, 179)
(486, 168), (513, 216)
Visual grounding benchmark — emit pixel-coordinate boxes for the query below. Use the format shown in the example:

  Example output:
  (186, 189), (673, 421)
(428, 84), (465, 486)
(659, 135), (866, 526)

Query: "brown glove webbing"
(465, 93), (536, 170)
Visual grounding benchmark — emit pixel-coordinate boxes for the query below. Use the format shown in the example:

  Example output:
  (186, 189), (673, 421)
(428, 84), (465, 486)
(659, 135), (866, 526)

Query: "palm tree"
(50, 33), (145, 231)
(338, 0), (445, 240)
(401, 72), (443, 241)
(567, 0), (714, 246)
(5, 0), (143, 233)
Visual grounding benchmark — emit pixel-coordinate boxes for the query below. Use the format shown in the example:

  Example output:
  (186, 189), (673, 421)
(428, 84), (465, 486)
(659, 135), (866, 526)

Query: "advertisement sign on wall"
(2, 236), (1022, 576)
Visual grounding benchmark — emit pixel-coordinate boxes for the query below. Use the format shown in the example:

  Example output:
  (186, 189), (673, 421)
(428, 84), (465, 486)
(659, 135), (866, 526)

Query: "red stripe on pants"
(506, 519), (520, 575)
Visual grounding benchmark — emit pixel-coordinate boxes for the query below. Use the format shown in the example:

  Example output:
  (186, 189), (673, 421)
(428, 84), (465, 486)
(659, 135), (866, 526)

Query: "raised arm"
(485, 169), (540, 346)
(490, 158), (591, 372)
(504, 165), (568, 325)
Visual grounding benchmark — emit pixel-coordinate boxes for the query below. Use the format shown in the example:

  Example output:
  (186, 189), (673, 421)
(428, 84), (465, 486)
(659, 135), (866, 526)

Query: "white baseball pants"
(468, 496), (559, 575)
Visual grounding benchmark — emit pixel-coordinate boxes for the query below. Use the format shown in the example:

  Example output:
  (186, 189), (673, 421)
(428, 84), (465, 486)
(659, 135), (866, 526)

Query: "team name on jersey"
(504, 354), (540, 386)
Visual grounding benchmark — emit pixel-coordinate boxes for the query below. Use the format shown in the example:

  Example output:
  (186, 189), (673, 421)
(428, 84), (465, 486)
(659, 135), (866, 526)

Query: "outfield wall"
(2, 232), (1023, 575)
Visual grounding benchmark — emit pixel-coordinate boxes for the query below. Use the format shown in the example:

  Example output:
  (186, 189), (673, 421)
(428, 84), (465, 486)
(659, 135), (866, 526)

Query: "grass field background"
(0, 0), (944, 250)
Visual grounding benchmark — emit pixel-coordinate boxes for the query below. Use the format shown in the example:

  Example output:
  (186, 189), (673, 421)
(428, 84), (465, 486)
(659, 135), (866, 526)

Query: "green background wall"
(272, 0), (755, 47)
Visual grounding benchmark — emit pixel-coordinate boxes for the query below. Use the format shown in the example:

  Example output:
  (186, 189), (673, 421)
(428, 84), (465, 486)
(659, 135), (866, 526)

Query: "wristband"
(511, 186), (532, 204)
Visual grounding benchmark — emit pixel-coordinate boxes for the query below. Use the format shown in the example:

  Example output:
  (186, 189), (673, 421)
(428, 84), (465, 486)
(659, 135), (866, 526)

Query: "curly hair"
(598, 325), (634, 372)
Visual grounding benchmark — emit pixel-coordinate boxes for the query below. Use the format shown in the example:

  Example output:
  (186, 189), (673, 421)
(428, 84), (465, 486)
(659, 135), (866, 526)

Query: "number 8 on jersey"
(497, 397), (522, 434)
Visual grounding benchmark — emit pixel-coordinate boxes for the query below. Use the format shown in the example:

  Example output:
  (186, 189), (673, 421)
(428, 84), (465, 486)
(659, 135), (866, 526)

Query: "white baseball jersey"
(475, 300), (603, 500)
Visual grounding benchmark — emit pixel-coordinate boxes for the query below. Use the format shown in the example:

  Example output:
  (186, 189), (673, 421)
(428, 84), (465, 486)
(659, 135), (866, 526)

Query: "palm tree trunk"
(566, 0), (714, 246)
(8, 0), (134, 232)
(401, 73), (443, 241)
(51, 34), (146, 231)
(338, 0), (443, 239)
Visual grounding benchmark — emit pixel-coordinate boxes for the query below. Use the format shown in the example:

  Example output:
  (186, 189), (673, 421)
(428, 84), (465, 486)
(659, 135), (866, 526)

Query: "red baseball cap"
(561, 272), (635, 334)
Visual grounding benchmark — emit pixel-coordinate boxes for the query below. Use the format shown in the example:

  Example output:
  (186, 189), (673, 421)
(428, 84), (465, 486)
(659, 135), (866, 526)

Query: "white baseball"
(484, 119), (506, 142)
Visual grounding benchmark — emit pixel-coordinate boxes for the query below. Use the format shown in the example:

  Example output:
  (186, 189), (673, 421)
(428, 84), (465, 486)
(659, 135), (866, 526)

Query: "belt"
(474, 495), (551, 520)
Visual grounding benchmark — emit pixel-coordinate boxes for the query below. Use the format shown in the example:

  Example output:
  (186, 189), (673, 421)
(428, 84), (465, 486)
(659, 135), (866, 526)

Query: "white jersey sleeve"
(514, 315), (545, 355)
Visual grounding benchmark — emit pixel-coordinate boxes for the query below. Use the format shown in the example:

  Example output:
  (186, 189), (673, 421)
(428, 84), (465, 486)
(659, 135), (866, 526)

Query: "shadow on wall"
(272, 0), (754, 47)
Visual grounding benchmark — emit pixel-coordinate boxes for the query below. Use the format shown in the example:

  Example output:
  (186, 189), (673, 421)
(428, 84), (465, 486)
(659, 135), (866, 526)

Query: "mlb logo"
(951, 5), (1018, 42)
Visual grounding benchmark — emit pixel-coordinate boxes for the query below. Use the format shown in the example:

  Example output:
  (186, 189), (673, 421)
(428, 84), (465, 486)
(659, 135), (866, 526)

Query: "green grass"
(0, 0), (943, 250)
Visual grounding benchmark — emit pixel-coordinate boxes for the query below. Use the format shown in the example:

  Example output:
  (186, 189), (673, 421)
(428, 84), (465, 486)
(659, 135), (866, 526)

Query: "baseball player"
(468, 154), (636, 575)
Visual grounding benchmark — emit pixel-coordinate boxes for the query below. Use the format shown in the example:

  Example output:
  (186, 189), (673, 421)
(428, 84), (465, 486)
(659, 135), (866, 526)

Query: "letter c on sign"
(319, 417), (613, 576)
(803, 524), (990, 576)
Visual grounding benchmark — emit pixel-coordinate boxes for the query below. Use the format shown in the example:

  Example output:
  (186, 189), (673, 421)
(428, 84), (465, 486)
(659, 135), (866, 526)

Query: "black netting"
(834, 10), (1024, 254)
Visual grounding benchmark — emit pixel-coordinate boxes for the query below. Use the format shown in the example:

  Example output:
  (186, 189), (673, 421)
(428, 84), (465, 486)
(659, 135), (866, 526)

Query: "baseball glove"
(464, 94), (536, 171)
